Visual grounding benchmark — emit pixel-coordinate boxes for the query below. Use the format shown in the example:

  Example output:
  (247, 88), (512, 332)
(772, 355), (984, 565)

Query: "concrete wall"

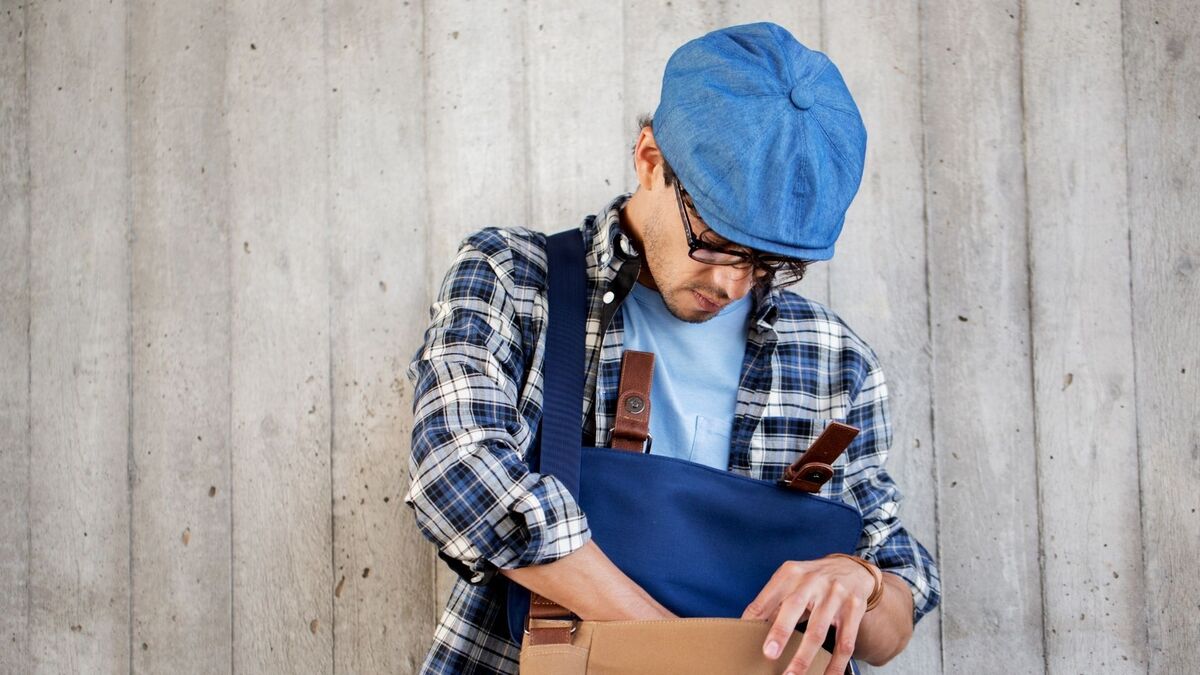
(2, 1), (1196, 672)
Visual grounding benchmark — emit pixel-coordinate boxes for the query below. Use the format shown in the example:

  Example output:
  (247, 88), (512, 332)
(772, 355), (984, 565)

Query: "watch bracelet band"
(827, 553), (884, 611)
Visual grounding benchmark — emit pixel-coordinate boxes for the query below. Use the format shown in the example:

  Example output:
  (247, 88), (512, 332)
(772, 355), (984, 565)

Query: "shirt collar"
(583, 192), (638, 270)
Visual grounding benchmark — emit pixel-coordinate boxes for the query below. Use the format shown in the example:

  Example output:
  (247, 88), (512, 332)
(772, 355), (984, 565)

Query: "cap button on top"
(789, 85), (815, 110)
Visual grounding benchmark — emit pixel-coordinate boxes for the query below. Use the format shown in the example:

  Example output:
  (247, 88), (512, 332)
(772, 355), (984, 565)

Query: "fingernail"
(764, 640), (780, 658)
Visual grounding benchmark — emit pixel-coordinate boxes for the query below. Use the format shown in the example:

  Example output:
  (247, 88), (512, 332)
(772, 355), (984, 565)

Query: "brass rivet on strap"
(624, 395), (645, 414)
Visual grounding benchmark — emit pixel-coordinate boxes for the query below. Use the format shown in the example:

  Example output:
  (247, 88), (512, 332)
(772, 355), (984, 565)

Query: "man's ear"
(633, 126), (666, 192)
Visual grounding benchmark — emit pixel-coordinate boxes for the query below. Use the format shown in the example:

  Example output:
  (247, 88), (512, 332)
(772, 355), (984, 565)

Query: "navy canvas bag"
(503, 228), (865, 659)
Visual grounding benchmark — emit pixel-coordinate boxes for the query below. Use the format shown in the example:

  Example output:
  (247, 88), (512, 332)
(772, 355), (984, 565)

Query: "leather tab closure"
(611, 351), (655, 452)
(526, 593), (577, 645)
(524, 617), (577, 646)
(780, 421), (860, 493)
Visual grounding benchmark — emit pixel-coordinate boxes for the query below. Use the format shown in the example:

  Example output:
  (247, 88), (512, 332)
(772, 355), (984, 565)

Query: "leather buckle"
(779, 422), (859, 493)
(524, 615), (578, 646)
(779, 462), (834, 493)
(523, 617), (578, 636)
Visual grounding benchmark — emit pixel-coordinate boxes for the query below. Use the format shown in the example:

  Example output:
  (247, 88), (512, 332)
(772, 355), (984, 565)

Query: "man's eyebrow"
(681, 193), (731, 244)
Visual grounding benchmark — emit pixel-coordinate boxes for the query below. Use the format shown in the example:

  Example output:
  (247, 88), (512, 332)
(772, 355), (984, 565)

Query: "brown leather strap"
(610, 351), (654, 452)
(525, 592), (575, 644)
(525, 618), (575, 646)
(529, 592), (573, 620)
(780, 421), (860, 493)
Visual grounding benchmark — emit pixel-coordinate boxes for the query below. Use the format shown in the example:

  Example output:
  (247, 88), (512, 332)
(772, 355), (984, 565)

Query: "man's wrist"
(827, 553), (884, 611)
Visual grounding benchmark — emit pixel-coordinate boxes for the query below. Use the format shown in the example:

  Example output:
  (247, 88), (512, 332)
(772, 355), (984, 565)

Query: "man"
(404, 22), (940, 675)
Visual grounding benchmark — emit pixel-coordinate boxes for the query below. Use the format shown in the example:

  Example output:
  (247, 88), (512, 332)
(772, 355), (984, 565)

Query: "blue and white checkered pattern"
(404, 193), (940, 674)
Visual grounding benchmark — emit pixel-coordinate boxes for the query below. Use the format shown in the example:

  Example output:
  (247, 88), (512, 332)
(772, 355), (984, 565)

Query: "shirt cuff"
(870, 558), (941, 625)
(430, 471), (593, 586)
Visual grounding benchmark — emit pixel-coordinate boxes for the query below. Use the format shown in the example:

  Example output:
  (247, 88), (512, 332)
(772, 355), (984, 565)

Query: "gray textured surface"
(923, 3), (1044, 671)
(1, 1), (1196, 672)
(1124, 1), (1200, 672)
(225, 0), (334, 671)
(327, 0), (434, 671)
(25, 0), (133, 672)
(1, 0), (30, 668)
(129, 0), (233, 672)
(1024, 0), (1147, 671)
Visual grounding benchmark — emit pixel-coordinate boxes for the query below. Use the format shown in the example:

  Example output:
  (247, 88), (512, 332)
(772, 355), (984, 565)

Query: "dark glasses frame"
(672, 179), (799, 275)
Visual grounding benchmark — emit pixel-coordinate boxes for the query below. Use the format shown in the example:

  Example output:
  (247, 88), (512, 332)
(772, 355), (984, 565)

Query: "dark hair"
(634, 113), (811, 289)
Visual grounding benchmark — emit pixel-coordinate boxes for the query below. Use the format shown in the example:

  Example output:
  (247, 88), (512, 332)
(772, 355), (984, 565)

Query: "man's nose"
(709, 264), (753, 300)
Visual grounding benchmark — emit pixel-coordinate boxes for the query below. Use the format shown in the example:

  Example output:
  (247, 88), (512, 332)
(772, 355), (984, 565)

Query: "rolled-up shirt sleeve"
(841, 348), (942, 625)
(403, 230), (592, 585)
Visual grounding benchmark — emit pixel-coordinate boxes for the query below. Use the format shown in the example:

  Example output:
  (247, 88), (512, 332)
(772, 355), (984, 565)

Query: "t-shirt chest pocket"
(688, 415), (734, 470)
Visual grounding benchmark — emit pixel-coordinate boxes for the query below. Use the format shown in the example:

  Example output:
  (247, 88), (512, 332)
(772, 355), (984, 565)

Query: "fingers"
(749, 559), (867, 674)
(742, 561), (799, 620)
(822, 594), (865, 675)
(740, 589), (774, 621)
(781, 592), (839, 675)
(761, 590), (814, 662)
(788, 575), (868, 675)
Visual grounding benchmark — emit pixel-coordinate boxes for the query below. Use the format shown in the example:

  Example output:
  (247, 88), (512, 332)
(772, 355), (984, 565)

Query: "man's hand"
(741, 555), (914, 674)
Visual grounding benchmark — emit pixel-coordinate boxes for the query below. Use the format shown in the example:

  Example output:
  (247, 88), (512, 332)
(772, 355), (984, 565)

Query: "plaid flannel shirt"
(404, 193), (940, 674)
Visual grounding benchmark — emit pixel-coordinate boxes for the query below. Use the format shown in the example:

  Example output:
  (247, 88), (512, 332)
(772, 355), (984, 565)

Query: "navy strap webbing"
(537, 229), (588, 499)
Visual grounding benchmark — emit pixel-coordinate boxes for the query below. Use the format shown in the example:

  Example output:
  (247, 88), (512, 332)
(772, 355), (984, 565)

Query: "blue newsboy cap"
(652, 22), (867, 261)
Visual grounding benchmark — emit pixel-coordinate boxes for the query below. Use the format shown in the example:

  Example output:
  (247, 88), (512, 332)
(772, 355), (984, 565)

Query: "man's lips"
(691, 290), (725, 312)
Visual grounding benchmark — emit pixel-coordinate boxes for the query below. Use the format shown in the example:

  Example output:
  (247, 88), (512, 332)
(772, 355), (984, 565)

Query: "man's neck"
(617, 192), (660, 291)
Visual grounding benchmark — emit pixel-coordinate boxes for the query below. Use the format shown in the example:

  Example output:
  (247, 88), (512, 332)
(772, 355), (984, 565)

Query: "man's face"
(631, 174), (764, 324)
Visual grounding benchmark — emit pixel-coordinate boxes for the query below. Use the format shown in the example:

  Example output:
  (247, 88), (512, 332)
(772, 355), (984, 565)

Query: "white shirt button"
(600, 252), (612, 265)
(619, 235), (638, 257)
(602, 291), (615, 304)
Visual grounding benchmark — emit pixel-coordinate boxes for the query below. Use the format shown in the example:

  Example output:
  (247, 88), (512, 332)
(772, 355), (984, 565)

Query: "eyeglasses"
(672, 179), (799, 275)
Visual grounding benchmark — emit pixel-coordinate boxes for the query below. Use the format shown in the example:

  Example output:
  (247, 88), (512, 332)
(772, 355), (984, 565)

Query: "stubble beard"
(640, 212), (725, 325)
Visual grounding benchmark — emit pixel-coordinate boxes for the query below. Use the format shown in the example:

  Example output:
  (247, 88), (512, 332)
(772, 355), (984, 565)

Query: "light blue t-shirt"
(618, 281), (752, 470)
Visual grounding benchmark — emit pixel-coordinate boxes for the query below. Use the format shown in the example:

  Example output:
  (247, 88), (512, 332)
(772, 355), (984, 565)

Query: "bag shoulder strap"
(525, 232), (659, 644)
(522, 229), (588, 643)
(536, 228), (588, 495)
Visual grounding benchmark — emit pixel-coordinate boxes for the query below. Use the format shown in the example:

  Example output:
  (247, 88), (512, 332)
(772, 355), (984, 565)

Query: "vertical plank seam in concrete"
(1117, 0), (1153, 653)
(23, 0), (34, 667)
(125, 0), (136, 670)
(521, 2), (533, 230)
(322, 0), (337, 671)
(1015, 2), (1050, 671)
(225, 0), (237, 666)
(418, 0), (439, 628)
(23, 0), (34, 666)
(817, 1), (831, 305)
(621, 0), (633, 196)
(913, 2), (945, 671)
(624, 0), (633, 184)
